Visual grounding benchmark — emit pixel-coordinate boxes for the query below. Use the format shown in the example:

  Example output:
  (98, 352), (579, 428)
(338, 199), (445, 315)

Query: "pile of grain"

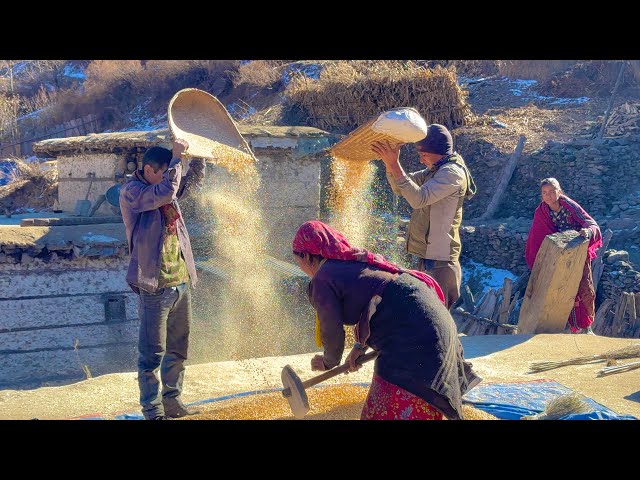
(181, 384), (498, 420)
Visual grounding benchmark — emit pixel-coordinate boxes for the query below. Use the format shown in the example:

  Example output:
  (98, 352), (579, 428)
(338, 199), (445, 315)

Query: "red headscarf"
(293, 220), (446, 305)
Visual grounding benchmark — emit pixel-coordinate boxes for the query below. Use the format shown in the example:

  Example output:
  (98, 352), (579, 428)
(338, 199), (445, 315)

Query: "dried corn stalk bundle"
(529, 344), (640, 372)
(597, 360), (640, 377)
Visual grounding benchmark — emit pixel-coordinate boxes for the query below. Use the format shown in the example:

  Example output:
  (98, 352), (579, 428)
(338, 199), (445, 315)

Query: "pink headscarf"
(293, 220), (446, 305)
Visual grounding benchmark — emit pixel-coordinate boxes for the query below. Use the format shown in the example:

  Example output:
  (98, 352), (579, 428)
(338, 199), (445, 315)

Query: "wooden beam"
(592, 298), (614, 335)
(479, 135), (526, 220)
(20, 216), (123, 227)
(592, 228), (613, 294)
(512, 271), (530, 298)
(635, 293), (640, 338)
(498, 278), (513, 324)
(626, 292), (637, 338)
(461, 284), (476, 312)
(458, 311), (517, 335)
(608, 292), (628, 337)
(475, 289), (498, 319)
(517, 231), (589, 334)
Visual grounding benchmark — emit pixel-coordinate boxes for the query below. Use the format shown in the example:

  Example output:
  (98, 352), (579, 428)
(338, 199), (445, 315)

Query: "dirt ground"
(0, 333), (638, 420)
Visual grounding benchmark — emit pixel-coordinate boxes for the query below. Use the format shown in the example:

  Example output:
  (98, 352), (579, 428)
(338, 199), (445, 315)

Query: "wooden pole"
(479, 135), (526, 220)
(592, 229), (613, 294)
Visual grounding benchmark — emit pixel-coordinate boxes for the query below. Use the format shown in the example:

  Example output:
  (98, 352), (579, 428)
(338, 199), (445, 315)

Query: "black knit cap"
(415, 124), (453, 155)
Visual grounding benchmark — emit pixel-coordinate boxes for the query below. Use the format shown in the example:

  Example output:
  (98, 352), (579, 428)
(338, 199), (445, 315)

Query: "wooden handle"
(88, 195), (106, 217)
(301, 350), (379, 390)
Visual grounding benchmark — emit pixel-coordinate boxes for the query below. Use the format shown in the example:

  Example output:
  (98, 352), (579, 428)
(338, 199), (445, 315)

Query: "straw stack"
(285, 61), (470, 133)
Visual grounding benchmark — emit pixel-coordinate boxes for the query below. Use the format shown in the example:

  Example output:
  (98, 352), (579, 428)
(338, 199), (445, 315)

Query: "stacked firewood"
(605, 102), (640, 137)
(456, 272), (529, 336)
(591, 291), (640, 338)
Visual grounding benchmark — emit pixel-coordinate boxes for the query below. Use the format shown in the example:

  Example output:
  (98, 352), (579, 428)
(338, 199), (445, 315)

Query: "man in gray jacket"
(120, 139), (206, 420)
(374, 124), (476, 309)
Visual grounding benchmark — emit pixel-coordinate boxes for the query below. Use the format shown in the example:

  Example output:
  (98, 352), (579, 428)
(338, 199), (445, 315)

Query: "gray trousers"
(138, 282), (191, 419)
(417, 258), (462, 310)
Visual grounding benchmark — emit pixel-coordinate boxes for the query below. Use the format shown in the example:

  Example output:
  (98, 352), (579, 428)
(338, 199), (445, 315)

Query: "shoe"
(585, 327), (596, 336)
(164, 405), (202, 419)
(146, 414), (169, 420)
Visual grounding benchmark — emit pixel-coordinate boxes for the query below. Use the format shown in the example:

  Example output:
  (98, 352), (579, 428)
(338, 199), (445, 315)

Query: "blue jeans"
(137, 283), (192, 419)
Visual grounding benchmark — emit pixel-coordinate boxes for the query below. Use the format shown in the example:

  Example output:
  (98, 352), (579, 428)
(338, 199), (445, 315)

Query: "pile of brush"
(284, 61), (470, 133)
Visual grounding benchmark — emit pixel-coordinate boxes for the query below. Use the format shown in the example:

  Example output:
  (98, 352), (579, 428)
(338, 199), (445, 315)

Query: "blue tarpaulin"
(462, 379), (637, 420)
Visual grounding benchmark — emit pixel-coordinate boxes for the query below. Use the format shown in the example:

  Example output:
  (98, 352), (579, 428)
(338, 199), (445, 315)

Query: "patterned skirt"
(567, 260), (596, 332)
(360, 374), (444, 420)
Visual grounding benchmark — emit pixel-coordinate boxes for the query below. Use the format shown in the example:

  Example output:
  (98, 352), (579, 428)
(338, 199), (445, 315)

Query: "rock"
(620, 203), (630, 211)
(620, 218), (635, 229)
(623, 209), (640, 219)
(607, 219), (621, 229)
(606, 251), (629, 264)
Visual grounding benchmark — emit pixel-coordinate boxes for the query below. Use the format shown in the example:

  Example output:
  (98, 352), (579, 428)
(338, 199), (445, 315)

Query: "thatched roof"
(33, 126), (333, 157)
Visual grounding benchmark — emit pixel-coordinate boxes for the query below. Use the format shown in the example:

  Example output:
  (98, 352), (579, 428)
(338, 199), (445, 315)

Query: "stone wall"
(449, 134), (640, 221)
(0, 225), (137, 388)
(460, 218), (531, 275)
(496, 135), (640, 219)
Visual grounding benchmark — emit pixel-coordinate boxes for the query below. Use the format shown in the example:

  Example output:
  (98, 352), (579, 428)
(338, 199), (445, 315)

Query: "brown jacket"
(386, 153), (474, 262)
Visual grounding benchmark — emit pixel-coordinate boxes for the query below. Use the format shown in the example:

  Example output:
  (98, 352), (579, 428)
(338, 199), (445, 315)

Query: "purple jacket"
(119, 156), (206, 294)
